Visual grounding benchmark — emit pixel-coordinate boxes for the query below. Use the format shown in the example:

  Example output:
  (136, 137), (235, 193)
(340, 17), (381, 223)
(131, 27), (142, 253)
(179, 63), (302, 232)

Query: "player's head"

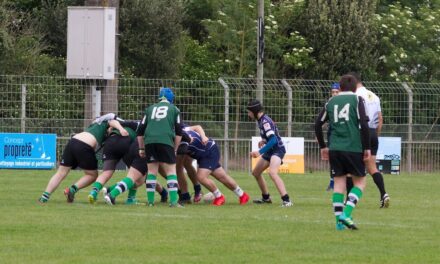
(246, 99), (263, 120)
(339, 74), (357, 92)
(159, 87), (174, 103)
(331, 82), (340, 97)
(347, 71), (362, 87)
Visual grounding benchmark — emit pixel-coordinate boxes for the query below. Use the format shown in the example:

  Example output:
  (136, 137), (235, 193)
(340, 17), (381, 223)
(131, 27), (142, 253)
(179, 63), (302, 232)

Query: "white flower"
(218, 11), (226, 16)
(379, 55), (387, 63)
(381, 24), (388, 29)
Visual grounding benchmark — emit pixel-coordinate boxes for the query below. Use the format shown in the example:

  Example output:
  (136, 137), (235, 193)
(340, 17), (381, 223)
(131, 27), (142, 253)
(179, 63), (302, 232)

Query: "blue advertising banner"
(0, 133), (57, 169)
(376, 137), (401, 174)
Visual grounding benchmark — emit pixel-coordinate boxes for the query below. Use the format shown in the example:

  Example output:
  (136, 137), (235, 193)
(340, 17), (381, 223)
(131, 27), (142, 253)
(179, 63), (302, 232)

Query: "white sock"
(213, 189), (222, 198)
(233, 186), (244, 197)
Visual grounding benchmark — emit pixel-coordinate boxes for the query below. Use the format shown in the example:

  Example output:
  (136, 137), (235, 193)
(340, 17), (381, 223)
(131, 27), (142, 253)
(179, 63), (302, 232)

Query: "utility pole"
(256, 0), (264, 104)
(84, 0), (119, 125)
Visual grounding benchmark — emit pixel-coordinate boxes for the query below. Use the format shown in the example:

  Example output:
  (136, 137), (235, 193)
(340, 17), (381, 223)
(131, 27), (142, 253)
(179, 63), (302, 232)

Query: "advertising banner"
(0, 133), (57, 169)
(251, 137), (304, 174)
(376, 137), (401, 174)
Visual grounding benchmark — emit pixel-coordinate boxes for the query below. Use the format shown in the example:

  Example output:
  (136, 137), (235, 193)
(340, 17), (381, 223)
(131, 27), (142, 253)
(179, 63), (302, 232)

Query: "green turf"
(1, 169), (439, 263)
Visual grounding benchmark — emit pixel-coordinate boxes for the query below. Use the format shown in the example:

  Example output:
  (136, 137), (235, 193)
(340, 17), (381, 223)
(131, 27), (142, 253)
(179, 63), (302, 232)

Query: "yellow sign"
(251, 137), (305, 174)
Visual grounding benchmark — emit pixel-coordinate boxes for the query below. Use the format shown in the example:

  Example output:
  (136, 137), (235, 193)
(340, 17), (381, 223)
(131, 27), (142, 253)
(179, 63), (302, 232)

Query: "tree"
(119, 0), (184, 78)
(304, 0), (378, 80)
(375, 2), (440, 82)
(0, 1), (50, 75)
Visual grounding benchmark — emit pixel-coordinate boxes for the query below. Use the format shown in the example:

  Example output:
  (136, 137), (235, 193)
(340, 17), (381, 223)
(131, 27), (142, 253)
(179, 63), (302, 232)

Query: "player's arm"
(93, 113), (117, 124)
(120, 121), (139, 131)
(258, 135), (277, 155)
(250, 121), (277, 158)
(358, 97), (371, 160)
(174, 114), (183, 152)
(314, 106), (328, 149)
(377, 111), (383, 136)
(189, 125), (209, 145)
(136, 115), (148, 157)
(108, 120), (128, 136)
(315, 106), (329, 160)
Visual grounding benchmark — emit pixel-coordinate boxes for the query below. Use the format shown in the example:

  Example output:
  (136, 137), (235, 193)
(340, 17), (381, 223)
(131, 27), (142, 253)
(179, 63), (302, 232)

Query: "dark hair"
(246, 99), (263, 117)
(339, 75), (357, 92)
(347, 72), (361, 83)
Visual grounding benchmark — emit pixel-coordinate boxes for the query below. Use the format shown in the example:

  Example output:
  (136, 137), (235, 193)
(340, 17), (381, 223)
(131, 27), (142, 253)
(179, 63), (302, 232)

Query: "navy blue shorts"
(197, 145), (221, 171)
(261, 146), (286, 162)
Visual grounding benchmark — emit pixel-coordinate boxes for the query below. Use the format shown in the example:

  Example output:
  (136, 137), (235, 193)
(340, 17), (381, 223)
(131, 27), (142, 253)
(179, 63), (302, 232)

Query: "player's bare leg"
(267, 156), (288, 196)
(251, 158), (271, 203)
(211, 167), (249, 204)
(197, 168), (225, 206)
(65, 169), (98, 203)
(38, 165), (71, 203)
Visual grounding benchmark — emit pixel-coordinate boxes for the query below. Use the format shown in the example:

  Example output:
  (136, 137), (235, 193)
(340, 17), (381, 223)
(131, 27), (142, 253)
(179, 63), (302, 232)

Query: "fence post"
(218, 78), (229, 172)
(281, 79), (292, 137)
(402, 82), (413, 174)
(21, 84), (26, 133)
(92, 85), (102, 118)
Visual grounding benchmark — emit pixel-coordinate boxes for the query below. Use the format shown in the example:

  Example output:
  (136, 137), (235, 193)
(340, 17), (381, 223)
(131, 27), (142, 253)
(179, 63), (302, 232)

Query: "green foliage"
(119, 0), (184, 78)
(1, 0), (439, 83)
(182, 0), (216, 42)
(375, 3), (440, 81)
(265, 0), (314, 78)
(200, 0), (257, 77)
(304, 0), (379, 80)
(0, 0), (66, 75)
(179, 35), (223, 80)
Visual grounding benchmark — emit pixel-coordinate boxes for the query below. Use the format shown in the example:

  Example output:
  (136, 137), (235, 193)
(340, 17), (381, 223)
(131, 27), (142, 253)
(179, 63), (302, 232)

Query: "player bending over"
(180, 125), (250, 206)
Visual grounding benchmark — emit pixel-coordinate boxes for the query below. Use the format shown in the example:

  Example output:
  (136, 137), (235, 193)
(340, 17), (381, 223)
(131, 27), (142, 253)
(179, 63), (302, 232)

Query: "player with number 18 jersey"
(141, 100), (181, 147)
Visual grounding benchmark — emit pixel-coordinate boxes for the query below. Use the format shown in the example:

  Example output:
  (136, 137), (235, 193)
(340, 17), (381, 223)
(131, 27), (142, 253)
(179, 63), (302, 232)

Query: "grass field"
(1, 169), (439, 263)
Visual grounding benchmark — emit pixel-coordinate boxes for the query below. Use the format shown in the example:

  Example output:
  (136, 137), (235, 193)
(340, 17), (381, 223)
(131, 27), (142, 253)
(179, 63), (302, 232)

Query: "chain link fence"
(1, 75), (439, 172)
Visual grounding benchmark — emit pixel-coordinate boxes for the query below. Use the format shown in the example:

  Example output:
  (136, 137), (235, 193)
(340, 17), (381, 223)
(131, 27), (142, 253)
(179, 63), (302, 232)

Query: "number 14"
(334, 103), (350, 122)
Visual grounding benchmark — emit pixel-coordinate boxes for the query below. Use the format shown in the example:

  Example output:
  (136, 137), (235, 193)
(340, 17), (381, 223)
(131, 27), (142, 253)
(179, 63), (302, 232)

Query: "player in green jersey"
(87, 120), (135, 204)
(315, 75), (371, 230)
(38, 114), (125, 203)
(136, 87), (183, 207)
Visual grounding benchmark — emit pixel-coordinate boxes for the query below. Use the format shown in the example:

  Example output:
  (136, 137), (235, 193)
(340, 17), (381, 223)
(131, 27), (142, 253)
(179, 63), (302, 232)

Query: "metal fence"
(1, 75), (440, 172)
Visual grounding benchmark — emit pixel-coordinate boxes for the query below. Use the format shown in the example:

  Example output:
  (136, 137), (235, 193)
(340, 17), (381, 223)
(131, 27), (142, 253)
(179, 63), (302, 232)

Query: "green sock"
(109, 177), (134, 199)
(344, 186), (363, 218)
(70, 184), (78, 193)
(107, 183), (117, 193)
(128, 188), (137, 199)
(146, 174), (157, 205)
(91, 182), (103, 195)
(332, 192), (344, 224)
(90, 182), (102, 199)
(167, 174), (178, 205)
(39, 191), (51, 202)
